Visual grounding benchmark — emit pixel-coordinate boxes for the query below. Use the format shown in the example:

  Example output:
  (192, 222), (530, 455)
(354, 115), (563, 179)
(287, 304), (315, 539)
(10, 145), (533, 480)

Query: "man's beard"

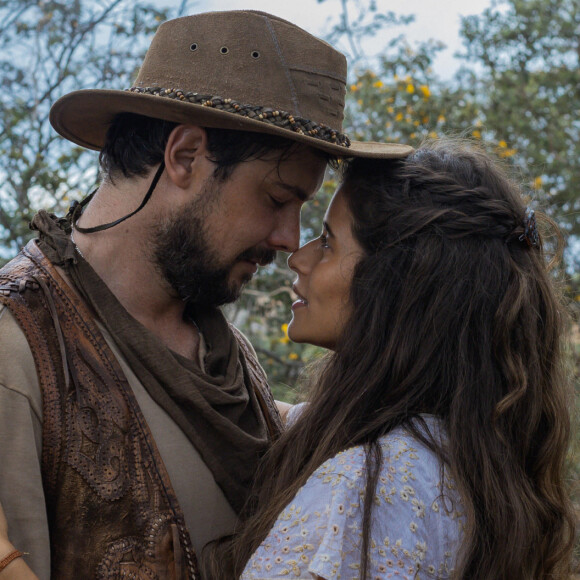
(152, 183), (276, 308)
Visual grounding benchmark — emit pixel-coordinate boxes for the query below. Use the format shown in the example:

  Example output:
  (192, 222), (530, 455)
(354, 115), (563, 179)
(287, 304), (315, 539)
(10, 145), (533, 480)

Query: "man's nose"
(267, 212), (301, 253)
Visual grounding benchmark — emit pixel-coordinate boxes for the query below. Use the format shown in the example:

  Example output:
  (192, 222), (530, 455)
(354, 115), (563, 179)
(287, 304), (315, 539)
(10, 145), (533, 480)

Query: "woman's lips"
(291, 285), (308, 309)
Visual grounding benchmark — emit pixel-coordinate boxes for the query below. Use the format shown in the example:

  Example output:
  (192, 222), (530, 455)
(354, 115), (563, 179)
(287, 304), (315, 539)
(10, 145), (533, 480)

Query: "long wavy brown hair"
(203, 138), (575, 579)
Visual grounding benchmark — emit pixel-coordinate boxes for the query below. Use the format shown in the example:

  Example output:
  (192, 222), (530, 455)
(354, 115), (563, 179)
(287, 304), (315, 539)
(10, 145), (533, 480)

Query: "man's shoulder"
(228, 323), (258, 358)
(228, 323), (266, 377)
(228, 323), (284, 434)
(0, 304), (41, 406)
(0, 303), (34, 358)
(0, 243), (38, 279)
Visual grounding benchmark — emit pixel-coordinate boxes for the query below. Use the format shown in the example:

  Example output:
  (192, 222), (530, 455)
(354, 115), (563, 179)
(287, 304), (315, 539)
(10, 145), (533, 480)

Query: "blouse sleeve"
(241, 449), (365, 579)
(242, 429), (464, 580)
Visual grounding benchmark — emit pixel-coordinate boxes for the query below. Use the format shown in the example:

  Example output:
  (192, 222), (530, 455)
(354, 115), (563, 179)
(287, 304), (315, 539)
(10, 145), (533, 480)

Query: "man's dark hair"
(99, 112), (334, 181)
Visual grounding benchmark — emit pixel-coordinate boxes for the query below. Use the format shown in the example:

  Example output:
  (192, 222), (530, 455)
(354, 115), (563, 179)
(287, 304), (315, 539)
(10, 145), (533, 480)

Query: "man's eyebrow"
(272, 181), (310, 202)
(323, 220), (334, 237)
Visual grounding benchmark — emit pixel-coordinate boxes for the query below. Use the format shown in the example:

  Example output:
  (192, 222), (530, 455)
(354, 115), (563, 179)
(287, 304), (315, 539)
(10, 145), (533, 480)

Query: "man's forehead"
(259, 155), (326, 199)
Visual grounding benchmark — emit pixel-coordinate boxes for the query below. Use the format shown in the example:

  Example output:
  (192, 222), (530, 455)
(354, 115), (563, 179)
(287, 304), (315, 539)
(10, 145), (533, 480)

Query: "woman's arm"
(275, 400), (293, 425)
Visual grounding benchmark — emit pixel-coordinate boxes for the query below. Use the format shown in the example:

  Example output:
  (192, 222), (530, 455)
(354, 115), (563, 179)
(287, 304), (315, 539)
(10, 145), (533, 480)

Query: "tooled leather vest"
(0, 241), (282, 579)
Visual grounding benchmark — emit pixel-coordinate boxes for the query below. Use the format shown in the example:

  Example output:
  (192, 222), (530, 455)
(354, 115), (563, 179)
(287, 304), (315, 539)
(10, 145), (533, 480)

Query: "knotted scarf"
(31, 210), (270, 513)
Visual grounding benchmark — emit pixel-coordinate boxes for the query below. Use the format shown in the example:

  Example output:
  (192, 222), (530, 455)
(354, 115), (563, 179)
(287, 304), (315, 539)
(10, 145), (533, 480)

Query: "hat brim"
(49, 89), (414, 159)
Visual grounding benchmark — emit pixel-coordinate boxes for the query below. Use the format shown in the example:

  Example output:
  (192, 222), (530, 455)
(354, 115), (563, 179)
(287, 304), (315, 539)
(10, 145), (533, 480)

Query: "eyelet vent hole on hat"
(251, 51), (260, 59)
(190, 43), (198, 51)
(220, 46), (229, 55)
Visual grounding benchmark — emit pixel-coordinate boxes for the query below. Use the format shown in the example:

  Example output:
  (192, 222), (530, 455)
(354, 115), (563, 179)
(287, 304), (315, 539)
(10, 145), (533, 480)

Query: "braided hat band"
(127, 87), (351, 148)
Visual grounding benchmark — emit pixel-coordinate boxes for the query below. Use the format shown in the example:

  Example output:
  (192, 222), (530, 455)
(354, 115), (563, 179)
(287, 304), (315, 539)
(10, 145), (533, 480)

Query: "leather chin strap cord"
(70, 161), (166, 234)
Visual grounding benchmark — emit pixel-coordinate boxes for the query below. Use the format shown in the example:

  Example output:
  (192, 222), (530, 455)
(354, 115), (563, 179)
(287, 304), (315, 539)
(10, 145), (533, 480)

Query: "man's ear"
(164, 125), (213, 189)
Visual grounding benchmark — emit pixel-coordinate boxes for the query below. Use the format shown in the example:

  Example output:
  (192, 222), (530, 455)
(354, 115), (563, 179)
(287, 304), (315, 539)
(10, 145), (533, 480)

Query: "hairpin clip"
(519, 208), (540, 248)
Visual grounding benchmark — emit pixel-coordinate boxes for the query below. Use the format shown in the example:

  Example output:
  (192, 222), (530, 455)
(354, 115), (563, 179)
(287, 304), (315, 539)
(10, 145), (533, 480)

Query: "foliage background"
(0, 0), (578, 569)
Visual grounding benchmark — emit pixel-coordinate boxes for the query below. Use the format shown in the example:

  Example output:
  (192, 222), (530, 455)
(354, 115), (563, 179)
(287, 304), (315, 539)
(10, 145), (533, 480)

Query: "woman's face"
(287, 185), (364, 350)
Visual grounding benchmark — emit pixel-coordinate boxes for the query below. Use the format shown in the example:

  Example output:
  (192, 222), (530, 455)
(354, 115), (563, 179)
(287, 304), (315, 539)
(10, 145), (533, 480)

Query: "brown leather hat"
(49, 10), (413, 159)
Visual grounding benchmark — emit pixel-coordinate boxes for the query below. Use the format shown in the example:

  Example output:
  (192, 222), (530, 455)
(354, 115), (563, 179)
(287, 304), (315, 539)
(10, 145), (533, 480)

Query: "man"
(0, 10), (411, 579)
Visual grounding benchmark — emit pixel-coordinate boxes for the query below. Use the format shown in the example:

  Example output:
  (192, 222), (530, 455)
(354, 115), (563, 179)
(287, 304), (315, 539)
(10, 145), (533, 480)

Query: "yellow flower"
(406, 84), (415, 94)
(437, 114), (446, 123)
(413, 120), (420, 127)
(533, 176), (543, 189)
(429, 131), (438, 138)
(373, 80), (383, 89)
(280, 323), (290, 344)
(498, 140), (507, 148)
(357, 99), (363, 106)
(472, 129), (481, 139)
(499, 148), (516, 158)
(422, 116), (429, 124)
(420, 85), (431, 98)
(393, 74), (399, 81)
(387, 106), (394, 114)
(410, 133), (416, 139)
(289, 352), (299, 360)
(395, 112), (404, 122)
(350, 84), (358, 92)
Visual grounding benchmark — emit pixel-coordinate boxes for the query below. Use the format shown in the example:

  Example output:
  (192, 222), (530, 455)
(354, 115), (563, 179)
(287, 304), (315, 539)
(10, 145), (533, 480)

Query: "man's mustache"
(237, 247), (276, 267)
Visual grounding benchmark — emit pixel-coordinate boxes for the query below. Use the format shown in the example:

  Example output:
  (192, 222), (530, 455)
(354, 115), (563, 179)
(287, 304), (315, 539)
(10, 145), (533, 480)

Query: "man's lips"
(237, 247), (276, 267)
(241, 259), (259, 273)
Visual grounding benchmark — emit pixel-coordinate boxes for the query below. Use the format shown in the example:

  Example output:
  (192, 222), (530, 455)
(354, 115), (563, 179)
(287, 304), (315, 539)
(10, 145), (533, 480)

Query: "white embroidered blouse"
(241, 418), (465, 580)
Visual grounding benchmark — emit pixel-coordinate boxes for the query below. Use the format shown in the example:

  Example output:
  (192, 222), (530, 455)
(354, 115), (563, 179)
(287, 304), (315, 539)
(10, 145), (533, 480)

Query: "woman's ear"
(164, 125), (213, 189)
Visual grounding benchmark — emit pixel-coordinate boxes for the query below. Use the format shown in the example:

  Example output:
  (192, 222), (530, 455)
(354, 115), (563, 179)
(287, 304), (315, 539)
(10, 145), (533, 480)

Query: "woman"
(0, 139), (575, 579)
(218, 138), (575, 579)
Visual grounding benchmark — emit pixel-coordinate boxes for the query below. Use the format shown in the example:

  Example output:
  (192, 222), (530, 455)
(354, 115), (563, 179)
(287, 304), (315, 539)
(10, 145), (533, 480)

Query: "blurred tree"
(241, 0), (580, 396)
(316, 0), (414, 66)
(456, 0), (580, 237)
(0, 0), (578, 402)
(0, 0), (189, 258)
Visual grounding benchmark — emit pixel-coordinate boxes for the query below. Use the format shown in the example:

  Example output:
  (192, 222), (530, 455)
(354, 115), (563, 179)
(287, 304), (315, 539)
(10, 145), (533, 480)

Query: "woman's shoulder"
(243, 418), (464, 579)
(309, 417), (447, 485)
(301, 417), (465, 536)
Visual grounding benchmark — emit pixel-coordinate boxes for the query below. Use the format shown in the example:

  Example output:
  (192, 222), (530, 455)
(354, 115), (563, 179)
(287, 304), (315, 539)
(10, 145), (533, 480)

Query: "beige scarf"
(32, 210), (270, 513)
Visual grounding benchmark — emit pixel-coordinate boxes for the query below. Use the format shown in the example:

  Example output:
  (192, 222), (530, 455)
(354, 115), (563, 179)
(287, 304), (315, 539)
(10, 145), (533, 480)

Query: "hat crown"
(49, 10), (414, 159)
(134, 11), (347, 130)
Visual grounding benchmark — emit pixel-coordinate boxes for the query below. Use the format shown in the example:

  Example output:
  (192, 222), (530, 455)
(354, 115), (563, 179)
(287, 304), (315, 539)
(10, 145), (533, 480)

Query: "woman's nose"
(287, 238), (320, 273)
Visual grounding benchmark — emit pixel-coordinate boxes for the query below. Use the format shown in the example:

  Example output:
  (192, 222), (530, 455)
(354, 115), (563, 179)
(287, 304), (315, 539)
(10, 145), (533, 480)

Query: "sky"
(192, 0), (495, 78)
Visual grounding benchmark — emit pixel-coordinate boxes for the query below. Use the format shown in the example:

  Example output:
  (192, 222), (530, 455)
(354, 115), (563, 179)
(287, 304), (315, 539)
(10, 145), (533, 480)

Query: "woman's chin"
(287, 323), (309, 346)
(288, 325), (336, 350)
